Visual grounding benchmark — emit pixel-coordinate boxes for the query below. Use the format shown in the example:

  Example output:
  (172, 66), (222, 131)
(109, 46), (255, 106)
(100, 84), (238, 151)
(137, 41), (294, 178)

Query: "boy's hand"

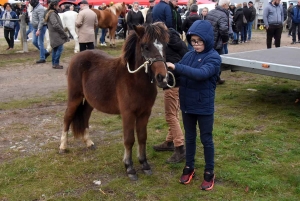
(166, 62), (175, 70)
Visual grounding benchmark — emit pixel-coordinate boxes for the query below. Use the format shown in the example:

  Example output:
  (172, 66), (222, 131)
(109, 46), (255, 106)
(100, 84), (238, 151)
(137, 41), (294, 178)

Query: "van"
(281, 0), (298, 10)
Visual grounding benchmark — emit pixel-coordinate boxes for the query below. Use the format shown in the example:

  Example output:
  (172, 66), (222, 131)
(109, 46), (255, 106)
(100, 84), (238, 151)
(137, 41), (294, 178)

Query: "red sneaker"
(179, 166), (195, 184)
(200, 171), (215, 191)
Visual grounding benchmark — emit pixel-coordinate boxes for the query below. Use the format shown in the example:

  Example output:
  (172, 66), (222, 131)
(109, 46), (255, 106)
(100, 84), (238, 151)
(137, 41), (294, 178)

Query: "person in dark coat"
(229, 3), (236, 16)
(126, 2), (144, 34)
(145, 0), (155, 24)
(169, 0), (182, 34)
(199, 7), (209, 20)
(233, 3), (244, 44)
(153, 28), (188, 164)
(241, 2), (251, 42)
(206, 0), (229, 84)
(1, 3), (18, 50)
(166, 20), (221, 191)
(152, 0), (172, 28)
(45, 0), (69, 69)
(290, 0), (300, 44)
(247, 1), (256, 41)
(287, 3), (294, 36)
(182, 4), (201, 51)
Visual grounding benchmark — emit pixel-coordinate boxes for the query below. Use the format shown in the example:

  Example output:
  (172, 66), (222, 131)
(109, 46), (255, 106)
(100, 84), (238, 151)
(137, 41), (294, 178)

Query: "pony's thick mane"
(122, 22), (169, 64)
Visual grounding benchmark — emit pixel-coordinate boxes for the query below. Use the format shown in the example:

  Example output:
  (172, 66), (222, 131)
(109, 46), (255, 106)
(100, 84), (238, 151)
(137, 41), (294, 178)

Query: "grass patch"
(0, 90), (67, 110)
(1, 38), (300, 200)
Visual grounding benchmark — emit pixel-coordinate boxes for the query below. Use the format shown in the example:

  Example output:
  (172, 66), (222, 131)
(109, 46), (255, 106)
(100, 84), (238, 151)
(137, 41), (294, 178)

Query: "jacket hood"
(186, 20), (214, 53)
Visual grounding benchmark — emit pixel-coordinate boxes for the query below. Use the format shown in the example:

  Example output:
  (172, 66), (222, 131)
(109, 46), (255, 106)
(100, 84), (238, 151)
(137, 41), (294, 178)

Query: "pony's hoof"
(143, 169), (152, 175)
(128, 174), (138, 181)
(59, 149), (68, 154)
(88, 144), (96, 150)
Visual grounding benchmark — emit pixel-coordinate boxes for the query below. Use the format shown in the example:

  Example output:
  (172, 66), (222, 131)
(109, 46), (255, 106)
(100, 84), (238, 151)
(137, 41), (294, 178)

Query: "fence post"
(20, 14), (28, 52)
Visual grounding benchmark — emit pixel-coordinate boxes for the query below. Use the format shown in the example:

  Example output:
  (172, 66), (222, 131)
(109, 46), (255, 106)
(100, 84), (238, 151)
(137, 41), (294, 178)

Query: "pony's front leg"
(136, 111), (152, 175)
(122, 114), (137, 180)
(109, 28), (116, 48)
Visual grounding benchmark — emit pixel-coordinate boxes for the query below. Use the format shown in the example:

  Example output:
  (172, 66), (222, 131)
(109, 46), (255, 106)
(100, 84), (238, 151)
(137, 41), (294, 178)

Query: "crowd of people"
(1, 0), (299, 191)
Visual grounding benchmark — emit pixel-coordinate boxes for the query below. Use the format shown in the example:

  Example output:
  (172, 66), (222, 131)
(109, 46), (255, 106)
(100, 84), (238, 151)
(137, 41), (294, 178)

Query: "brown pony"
(59, 22), (170, 181)
(91, 2), (126, 48)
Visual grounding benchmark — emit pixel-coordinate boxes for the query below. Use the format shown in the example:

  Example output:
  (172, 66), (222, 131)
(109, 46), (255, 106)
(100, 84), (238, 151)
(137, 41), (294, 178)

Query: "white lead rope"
(127, 61), (149, 73)
(126, 62), (176, 88)
(166, 71), (175, 88)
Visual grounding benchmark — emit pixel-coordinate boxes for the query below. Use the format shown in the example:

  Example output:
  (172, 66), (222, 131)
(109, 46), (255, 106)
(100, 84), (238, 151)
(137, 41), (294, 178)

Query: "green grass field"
(0, 36), (300, 200)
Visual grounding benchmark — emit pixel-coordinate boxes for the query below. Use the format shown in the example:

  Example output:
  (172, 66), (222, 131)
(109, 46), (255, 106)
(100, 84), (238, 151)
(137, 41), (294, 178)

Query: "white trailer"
(221, 47), (300, 81)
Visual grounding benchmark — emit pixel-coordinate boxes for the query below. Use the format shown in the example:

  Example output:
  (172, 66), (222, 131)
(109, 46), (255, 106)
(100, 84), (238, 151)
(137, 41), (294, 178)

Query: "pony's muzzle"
(156, 73), (168, 88)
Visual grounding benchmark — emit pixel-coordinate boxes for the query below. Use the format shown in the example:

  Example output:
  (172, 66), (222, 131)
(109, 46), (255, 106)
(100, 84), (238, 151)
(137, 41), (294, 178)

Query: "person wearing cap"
(44, 0), (69, 69)
(263, 0), (284, 49)
(76, 0), (98, 51)
(166, 20), (221, 191)
(145, 0), (155, 24)
(247, 1), (256, 41)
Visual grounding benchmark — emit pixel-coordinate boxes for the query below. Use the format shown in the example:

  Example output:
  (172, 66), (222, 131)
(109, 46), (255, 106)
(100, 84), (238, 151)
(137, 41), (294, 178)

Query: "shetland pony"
(59, 22), (170, 181)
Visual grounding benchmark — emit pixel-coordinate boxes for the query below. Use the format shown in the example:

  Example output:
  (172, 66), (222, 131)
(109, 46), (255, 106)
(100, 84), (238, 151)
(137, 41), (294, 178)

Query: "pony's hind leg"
(82, 102), (95, 150)
(136, 111), (152, 175)
(122, 113), (137, 180)
(59, 96), (83, 153)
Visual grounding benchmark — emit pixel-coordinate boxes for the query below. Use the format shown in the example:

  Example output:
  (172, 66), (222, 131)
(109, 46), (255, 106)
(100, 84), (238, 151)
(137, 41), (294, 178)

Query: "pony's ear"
(133, 25), (145, 38)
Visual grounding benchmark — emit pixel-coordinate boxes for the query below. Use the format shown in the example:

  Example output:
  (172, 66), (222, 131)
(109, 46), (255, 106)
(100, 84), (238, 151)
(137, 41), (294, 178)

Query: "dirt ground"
(0, 28), (299, 162)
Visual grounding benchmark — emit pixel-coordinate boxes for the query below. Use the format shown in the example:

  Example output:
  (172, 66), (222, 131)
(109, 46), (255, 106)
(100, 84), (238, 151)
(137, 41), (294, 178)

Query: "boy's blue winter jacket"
(174, 20), (221, 115)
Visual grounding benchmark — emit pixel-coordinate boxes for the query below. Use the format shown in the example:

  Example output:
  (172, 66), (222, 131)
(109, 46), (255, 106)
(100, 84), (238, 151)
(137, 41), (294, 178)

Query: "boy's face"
(190, 35), (205, 53)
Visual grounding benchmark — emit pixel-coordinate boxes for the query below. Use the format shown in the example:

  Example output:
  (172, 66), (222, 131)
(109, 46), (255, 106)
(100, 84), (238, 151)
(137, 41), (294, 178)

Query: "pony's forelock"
(143, 22), (169, 44)
(122, 23), (169, 63)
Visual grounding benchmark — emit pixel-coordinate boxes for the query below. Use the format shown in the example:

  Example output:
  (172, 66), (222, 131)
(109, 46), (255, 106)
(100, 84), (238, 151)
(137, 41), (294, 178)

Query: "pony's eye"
(143, 45), (149, 51)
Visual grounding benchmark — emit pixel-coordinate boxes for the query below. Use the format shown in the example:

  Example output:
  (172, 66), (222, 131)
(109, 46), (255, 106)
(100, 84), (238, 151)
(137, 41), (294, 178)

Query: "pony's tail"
(71, 100), (88, 138)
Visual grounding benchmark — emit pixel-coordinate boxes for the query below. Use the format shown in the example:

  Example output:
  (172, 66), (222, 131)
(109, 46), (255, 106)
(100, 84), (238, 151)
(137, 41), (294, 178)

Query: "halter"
(126, 58), (175, 88)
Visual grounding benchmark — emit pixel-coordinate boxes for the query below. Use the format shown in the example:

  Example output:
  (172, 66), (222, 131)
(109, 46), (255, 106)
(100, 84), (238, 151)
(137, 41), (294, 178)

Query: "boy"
(166, 20), (221, 191)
